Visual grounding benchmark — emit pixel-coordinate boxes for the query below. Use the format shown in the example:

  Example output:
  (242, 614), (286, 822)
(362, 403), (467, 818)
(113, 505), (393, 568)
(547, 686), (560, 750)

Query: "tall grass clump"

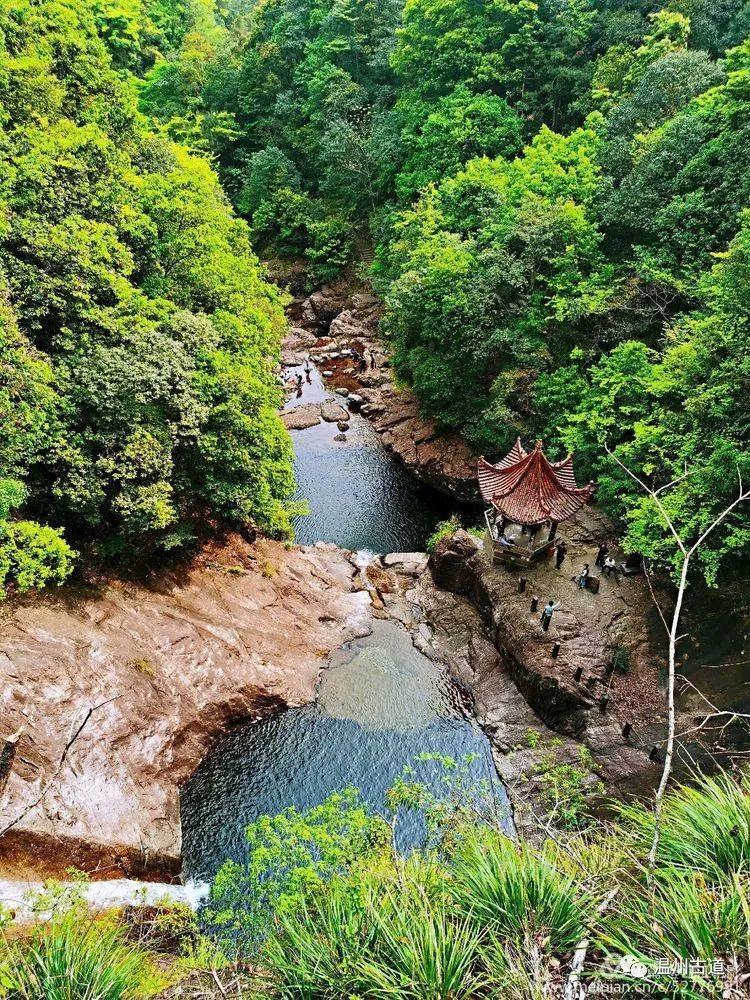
(450, 831), (591, 953)
(264, 858), (484, 999)
(0, 915), (157, 1000)
(263, 876), (380, 999)
(602, 870), (750, 966)
(371, 890), (482, 998)
(479, 935), (557, 1000)
(615, 771), (750, 877)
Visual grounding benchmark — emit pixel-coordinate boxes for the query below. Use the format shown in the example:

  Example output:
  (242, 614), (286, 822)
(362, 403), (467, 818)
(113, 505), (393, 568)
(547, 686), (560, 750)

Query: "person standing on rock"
(541, 599), (561, 630)
(554, 541), (567, 569)
(368, 348), (377, 369)
(358, 354), (367, 374)
(595, 542), (609, 568)
(577, 563), (590, 589)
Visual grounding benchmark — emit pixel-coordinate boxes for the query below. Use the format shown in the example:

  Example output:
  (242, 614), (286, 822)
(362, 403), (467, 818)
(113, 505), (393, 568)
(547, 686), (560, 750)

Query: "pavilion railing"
(484, 508), (553, 567)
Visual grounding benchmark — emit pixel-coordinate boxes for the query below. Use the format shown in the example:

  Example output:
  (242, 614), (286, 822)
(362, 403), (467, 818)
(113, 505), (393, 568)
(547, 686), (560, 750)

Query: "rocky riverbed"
(0, 277), (672, 886)
(282, 282), (479, 502)
(360, 515), (668, 837)
(0, 517), (668, 880)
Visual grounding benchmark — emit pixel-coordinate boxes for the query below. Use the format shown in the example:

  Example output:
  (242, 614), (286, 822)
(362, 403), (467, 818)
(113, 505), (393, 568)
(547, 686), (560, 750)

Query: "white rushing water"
(0, 877), (209, 925)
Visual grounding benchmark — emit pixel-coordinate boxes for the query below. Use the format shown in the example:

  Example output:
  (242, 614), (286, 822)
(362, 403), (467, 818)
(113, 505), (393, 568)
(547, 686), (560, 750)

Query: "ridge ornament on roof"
(478, 439), (595, 526)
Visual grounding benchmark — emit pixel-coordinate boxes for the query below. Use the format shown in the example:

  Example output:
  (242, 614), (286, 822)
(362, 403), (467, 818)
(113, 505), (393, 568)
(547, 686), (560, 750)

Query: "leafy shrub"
(523, 735), (604, 830)
(197, 774), (750, 997)
(426, 516), (461, 552)
(204, 789), (390, 953)
(611, 646), (631, 674)
(0, 480), (75, 599)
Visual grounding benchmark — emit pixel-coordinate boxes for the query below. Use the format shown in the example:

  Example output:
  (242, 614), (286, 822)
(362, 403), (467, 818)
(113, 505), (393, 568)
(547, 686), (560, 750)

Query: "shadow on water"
(181, 621), (512, 882)
(286, 364), (457, 553)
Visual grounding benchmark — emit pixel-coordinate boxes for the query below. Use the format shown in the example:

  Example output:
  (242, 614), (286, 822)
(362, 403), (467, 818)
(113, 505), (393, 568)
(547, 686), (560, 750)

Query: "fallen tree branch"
(564, 887), (619, 1000)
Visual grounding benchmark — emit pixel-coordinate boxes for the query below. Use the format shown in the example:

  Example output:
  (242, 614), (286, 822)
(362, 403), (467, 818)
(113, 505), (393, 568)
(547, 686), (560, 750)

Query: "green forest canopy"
(0, 0), (300, 596)
(2, 0), (750, 590)
(140, 0), (749, 583)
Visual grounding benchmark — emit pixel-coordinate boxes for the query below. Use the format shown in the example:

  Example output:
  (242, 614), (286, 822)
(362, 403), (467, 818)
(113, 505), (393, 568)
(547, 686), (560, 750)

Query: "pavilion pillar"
(547, 520), (558, 542)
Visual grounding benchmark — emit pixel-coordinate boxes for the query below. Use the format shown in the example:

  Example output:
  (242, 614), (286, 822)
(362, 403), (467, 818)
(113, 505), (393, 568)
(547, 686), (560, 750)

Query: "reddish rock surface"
(0, 538), (370, 880)
(281, 403), (322, 430)
(428, 517), (664, 736)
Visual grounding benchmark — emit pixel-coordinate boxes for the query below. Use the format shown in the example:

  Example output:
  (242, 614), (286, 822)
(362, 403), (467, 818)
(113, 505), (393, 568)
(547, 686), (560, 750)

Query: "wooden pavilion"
(478, 440), (595, 566)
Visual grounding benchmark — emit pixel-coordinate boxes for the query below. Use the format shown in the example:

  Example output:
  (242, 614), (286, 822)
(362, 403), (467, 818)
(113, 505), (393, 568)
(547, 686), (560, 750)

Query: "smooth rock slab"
(0, 537), (371, 879)
(382, 552), (429, 576)
(282, 404), (322, 430)
(321, 400), (350, 423)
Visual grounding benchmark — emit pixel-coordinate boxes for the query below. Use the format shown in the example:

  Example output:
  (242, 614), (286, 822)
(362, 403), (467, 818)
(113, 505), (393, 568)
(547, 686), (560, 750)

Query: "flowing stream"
(286, 364), (456, 551)
(180, 364), (510, 882)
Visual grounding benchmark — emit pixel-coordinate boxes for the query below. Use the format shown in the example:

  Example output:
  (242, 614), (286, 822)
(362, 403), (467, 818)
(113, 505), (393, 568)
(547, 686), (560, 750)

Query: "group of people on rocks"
(551, 539), (618, 581)
(348, 346), (378, 373)
(541, 536), (622, 629)
(595, 541), (618, 578)
(280, 343), (380, 397)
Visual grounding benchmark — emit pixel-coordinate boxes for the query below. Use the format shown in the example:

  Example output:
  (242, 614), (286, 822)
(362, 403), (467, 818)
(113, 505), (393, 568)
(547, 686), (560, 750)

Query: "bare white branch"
(603, 447), (749, 878)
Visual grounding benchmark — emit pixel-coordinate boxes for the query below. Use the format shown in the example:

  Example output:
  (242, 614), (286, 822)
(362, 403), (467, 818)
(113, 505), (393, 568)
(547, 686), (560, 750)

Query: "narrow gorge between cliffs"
(180, 361), (510, 883)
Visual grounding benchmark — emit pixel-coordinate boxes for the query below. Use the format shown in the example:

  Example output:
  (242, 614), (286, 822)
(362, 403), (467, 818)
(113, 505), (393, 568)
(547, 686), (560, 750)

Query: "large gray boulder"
(321, 399), (350, 423)
(282, 404), (322, 430)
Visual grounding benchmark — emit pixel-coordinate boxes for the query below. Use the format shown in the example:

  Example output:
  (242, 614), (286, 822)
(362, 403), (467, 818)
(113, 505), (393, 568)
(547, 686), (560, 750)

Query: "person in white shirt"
(541, 599), (560, 623)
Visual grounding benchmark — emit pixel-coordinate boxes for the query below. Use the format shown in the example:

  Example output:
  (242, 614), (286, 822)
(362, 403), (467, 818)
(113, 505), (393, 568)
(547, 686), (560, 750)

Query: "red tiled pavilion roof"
(478, 439), (594, 525)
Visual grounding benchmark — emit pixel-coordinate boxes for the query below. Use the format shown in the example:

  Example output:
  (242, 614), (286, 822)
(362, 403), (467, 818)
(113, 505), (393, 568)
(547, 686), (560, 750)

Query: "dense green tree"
(392, 0), (597, 128)
(604, 40), (750, 294)
(0, 281), (75, 596)
(394, 86), (523, 201)
(4, 0), (750, 587)
(381, 124), (615, 452)
(536, 213), (750, 583)
(376, 4), (750, 580)
(0, 0), (299, 590)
